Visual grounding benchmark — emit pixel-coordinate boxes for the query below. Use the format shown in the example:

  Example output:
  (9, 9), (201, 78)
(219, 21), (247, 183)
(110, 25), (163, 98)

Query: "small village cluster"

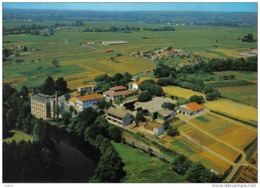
(31, 79), (204, 137)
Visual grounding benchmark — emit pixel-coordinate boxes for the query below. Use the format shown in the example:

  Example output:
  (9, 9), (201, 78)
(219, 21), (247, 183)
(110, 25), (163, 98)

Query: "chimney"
(55, 91), (58, 118)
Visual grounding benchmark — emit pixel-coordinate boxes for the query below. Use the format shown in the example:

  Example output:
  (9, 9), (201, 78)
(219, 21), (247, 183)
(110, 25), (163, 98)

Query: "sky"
(2, 2), (258, 12)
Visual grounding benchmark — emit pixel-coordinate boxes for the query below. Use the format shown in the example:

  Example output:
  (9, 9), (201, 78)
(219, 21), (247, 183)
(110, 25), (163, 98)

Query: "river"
(48, 125), (100, 183)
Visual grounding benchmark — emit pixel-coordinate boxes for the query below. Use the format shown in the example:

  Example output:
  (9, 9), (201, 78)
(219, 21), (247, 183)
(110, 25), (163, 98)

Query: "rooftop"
(104, 89), (132, 97)
(157, 109), (174, 117)
(184, 102), (203, 112)
(31, 93), (53, 103)
(78, 84), (94, 89)
(77, 94), (105, 101)
(110, 85), (127, 91)
(107, 107), (129, 118)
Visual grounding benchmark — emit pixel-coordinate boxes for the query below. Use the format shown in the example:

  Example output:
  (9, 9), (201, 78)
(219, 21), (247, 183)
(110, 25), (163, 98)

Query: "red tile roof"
(110, 86), (127, 91)
(185, 102), (203, 112)
(135, 81), (142, 86)
(77, 94), (105, 101)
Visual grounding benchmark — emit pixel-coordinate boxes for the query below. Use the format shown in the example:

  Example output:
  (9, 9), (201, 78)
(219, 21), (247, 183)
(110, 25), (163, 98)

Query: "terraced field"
(167, 113), (257, 175)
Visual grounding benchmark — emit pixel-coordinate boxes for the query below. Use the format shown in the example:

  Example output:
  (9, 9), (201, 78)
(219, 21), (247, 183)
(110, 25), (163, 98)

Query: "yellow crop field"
(59, 56), (154, 89)
(186, 129), (216, 147)
(190, 113), (257, 150)
(218, 125), (257, 150)
(204, 99), (257, 126)
(163, 86), (205, 99)
(191, 151), (231, 175)
(208, 142), (240, 162)
(211, 48), (245, 58)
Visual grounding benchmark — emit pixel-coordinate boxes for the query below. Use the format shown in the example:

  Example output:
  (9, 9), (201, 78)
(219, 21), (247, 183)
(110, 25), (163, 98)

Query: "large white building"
(75, 94), (105, 111)
(31, 93), (53, 119)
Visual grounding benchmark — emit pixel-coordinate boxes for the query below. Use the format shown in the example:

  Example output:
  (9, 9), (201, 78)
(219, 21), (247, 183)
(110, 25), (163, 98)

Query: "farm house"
(177, 102), (203, 116)
(101, 41), (128, 45)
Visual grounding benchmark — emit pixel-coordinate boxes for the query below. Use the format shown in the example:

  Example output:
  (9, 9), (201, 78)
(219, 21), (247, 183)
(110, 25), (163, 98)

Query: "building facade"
(106, 107), (134, 126)
(139, 123), (165, 136)
(75, 94), (105, 111)
(103, 86), (133, 100)
(77, 85), (94, 93)
(177, 102), (203, 116)
(31, 93), (54, 119)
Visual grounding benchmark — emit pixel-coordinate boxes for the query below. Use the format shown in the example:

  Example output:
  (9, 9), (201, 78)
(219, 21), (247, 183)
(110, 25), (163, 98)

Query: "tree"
(61, 111), (72, 125)
(189, 95), (204, 104)
(3, 83), (16, 101)
(161, 102), (176, 110)
(167, 127), (179, 137)
(20, 85), (30, 98)
(33, 121), (49, 143)
(55, 77), (68, 95)
(108, 126), (122, 142)
(95, 74), (108, 82)
(97, 98), (113, 110)
(186, 163), (220, 183)
(137, 91), (151, 102)
(23, 46), (28, 52)
(52, 59), (60, 67)
(41, 76), (55, 95)
(135, 109), (144, 125)
(172, 155), (191, 175)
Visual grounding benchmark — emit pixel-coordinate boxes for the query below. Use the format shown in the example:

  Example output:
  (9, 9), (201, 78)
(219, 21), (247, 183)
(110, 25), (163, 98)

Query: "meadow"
(3, 21), (257, 90)
(205, 71), (257, 107)
(3, 130), (34, 143)
(112, 142), (188, 183)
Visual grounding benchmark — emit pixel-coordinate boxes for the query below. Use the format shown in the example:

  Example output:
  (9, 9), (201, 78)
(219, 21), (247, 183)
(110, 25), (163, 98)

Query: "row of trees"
(3, 97), (61, 183)
(33, 76), (69, 96)
(172, 155), (221, 183)
(83, 25), (140, 32)
(67, 109), (125, 182)
(179, 56), (257, 74)
(94, 72), (132, 93)
(154, 63), (221, 101)
(143, 26), (175, 31)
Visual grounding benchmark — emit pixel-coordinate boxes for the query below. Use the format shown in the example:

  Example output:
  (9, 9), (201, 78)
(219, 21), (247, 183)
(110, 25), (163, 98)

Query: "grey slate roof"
(107, 107), (129, 118)
(31, 93), (53, 103)
(157, 109), (175, 117)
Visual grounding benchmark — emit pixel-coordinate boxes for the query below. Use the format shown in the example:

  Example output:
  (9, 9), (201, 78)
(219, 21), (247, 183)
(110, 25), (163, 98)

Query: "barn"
(177, 102), (203, 116)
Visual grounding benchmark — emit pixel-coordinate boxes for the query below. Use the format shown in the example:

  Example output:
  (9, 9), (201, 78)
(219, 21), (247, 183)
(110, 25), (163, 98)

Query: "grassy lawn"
(113, 142), (188, 183)
(3, 130), (34, 143)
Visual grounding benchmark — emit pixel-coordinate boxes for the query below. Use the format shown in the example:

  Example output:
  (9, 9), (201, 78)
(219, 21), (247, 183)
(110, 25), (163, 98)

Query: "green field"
(3, 130), (34, 143)
(3, 21), (257, 89)
(204, 71), (257, 107)
(113, 142), (188, 183)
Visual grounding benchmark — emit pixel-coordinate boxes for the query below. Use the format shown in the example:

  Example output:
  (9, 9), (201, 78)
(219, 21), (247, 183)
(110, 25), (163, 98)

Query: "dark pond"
(48, 125), (100, 183)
